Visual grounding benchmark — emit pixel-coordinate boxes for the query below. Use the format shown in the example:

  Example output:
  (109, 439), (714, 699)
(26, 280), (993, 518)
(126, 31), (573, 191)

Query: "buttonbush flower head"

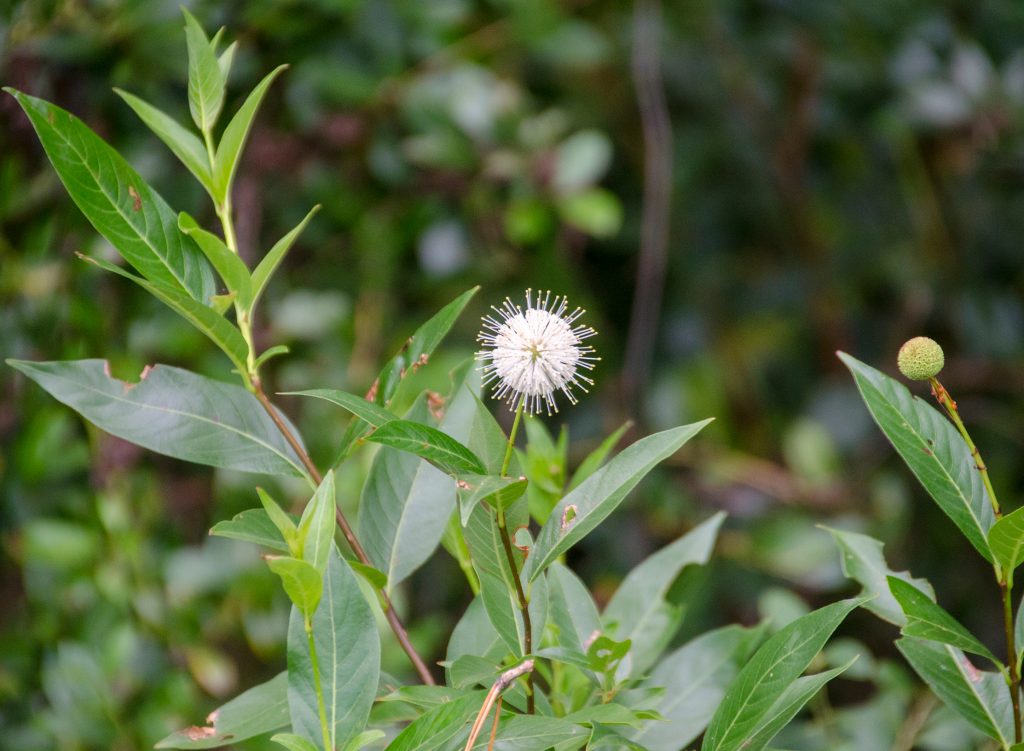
(897, 336), (945, 381)
(477, 289), (598, 415)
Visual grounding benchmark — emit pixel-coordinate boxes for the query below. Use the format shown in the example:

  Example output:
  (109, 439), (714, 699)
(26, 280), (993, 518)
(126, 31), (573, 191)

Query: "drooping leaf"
(888, 577), (999, 665)
(631, 624), (767, 751)
(457, 474), (529, 525)
(603, 512), (725, 676)
(701, 597), (866, 751)
(824, 526), (935, 626)
(4, 88), (215, 303)
(525, 421), (713, 582)
(8, 359), (307, 477)
(77, 254), (249, 374)
(183, 9), (227, 133)
(250, 205), (321, 311)
(210, 507), (293, 552)
(156, 672), (288, 748)
(267, 556), (322, 619)
(287, 387), (396, 428)
(296, 470), (336, 574)
(366, 419), (486, 476)
(839, 353), (996, 563)
(179, 212), (252, 307)
(212, 65), (288, 204)
(288, 545), (379, 749)
(989, 506), (1024, 587)
(114, 89), (213, 192)
(896, 636), (1013, 745)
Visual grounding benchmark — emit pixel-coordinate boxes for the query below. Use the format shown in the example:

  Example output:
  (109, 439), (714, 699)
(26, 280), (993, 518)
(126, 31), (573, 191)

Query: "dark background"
(3, 1), (1024, 748)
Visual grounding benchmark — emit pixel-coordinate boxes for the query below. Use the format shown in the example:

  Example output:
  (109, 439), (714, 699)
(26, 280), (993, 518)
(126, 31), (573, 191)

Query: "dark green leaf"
(525, 421), (713, 582)
(179, 212), (252, 307)
(824, 526), (935, 626)
(888, 577), (999, 665)
(156, 672), (288, 748)
(603, 512), (725, 676)
(212, 65), (288, 203)
(896, 636), (1013, 745)
(385, 692), (485, 751)
(367, 419), (486, 476)
(211, 507), (292, 552)
(8, 359), (306, 477)
(701, 597), (866, 751)
(4, 88), (215, 303)
(114, 89), (213, 192)
(288, 545), (379, 749)
(839, 353), (996, 562)
(286, 388), (396, 428)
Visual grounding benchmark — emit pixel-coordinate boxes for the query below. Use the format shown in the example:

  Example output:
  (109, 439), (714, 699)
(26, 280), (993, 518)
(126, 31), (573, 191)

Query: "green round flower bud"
(897, 336), (944, 381)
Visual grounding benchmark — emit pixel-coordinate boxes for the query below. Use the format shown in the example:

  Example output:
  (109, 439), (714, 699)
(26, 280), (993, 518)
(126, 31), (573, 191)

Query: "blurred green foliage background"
(4, 0), (1024, 748)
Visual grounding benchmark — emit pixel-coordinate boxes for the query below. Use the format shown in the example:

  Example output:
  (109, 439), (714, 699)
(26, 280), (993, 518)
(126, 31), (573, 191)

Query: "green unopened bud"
(897, 336), (944, 381)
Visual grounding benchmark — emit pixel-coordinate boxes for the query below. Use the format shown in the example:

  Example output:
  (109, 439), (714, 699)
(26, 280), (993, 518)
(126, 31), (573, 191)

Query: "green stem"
(306, 617), (333, 751)
(501, 397), (526, 478)
(1003, 582), (1022, 744)
(929, 377), (1001, 518)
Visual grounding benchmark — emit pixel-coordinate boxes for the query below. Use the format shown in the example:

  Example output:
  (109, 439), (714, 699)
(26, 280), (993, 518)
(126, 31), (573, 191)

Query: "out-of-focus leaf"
(4, 88), (215, 303)
(839, 353), (995, 563)
(897, 636), (1013, 745)
(8, 359), (307, 477)
(156, 672), (289, 748)
(525, 421), (713, 582)
(888, 577), (999, 664)
(824, 526), (935, 626)
(701, 597), (866, 751)
(288, 545), (379, 749)
(568, 421), (630, 491)
(603, 512), (725, 676)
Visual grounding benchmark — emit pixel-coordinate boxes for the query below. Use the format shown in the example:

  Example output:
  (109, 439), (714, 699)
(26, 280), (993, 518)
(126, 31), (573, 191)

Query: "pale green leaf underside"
(989, 506), (1024, 586)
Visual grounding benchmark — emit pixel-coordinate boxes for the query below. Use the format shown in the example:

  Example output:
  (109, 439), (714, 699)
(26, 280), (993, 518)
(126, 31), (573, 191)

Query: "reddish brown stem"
(253, 383), (436, 686)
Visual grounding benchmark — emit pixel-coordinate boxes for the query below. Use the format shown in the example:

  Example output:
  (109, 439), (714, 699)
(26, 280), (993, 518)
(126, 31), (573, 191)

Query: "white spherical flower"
(476, 289), (599, 415)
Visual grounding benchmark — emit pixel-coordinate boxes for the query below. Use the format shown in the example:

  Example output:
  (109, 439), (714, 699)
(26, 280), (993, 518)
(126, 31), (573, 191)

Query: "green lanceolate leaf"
(267, 556), (322, 618)
(631, 624), (767, 751)
(179, 212), (252, 308)
(287, 545), (379, 749)
(366, 419), (486, 476)
(113, 89), (213, 192)
(446, 596), (504, 672)
(269, 733), (318, 751)
(156, 672), (289, 748)
(286, 387), (396, 428)
(466, 715), (590, 750)
(989, 506), (1024, 586)
(212, 64), (288, 204)
(839, 353), (996, 562)
(457, 474), (529, 525)
(603, 512), (725, 676)
(250, 205), (321, 311)
(257, 488), (299, 554)
(77, 254), (249, 374)
(896, 636), (1013, 746)
(741, 659), (857, 751)
(211, 507), (292, 552)
(297, 470), (336, 574)
(4, 89), (215, 303)
(183, 9), (227, 134)
(217, 40), (238, 79)
(477, 563), (548, 657)
(701, 597), (866, 751)
(8, 359), (306, 477)
(334, 287), (479, 459)
(358, 398), (451, 592)
(547, 562), (601, 655)
(824, 526), (935, 626)
(888, 577), (999, 665)
(386, 692), (485, 751)
(525, 420), (713, 582)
